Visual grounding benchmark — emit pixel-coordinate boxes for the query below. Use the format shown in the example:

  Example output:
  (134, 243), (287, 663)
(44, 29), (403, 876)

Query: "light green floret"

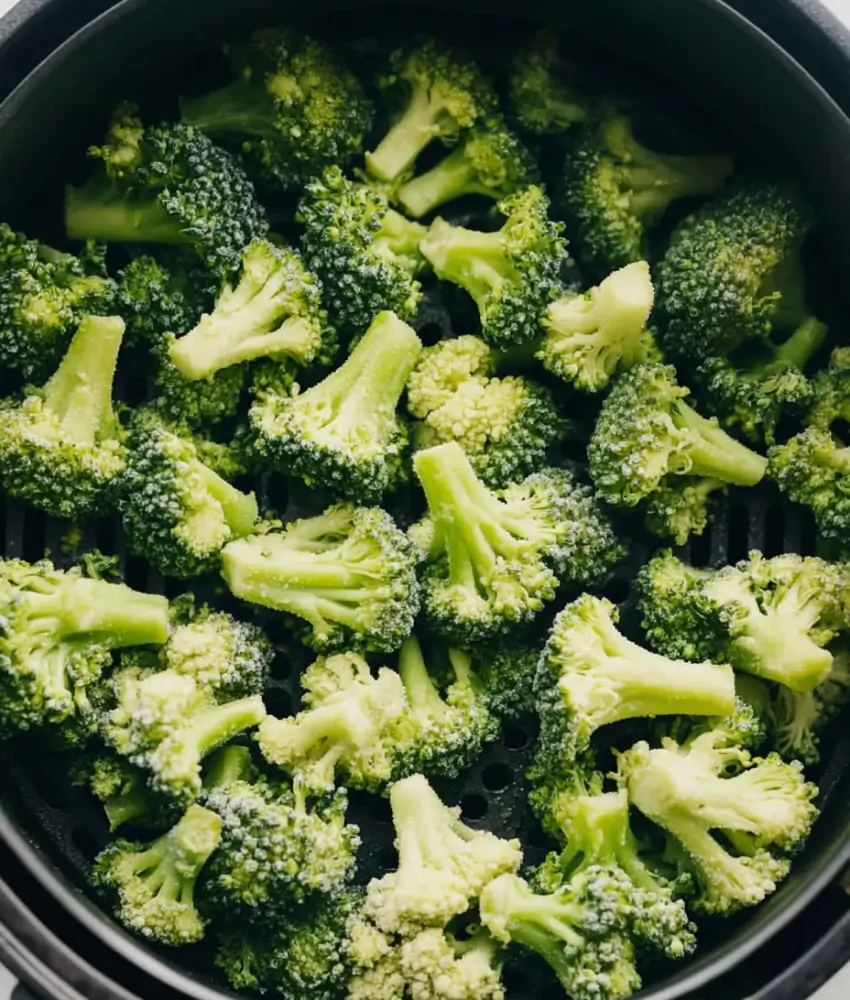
(413, 441), (624, 644)
(90, 803), (222, 946)
(70, 748), (174, 832)
(588, 362), (767, 509)
(222, 504), (420, 654)
(509, 31), (588, 135)
(407, 334), (567, 487)
(168, 238), (334, 381)
(642, 476), (728, 546)
(0, 314), (126, 520)
(400, 927), (506, 1000)
(249, 310), (422, 503)
(540, 261), (655, 392)
(257, 651), (407, 794)
(620, 731), (818, 916)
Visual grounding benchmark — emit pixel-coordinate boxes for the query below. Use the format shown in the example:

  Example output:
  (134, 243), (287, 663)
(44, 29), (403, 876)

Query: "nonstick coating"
(2, 2), (850, 1000)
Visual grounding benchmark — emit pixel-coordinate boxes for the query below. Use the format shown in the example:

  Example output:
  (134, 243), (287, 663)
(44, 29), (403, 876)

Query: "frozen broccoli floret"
(420, 186), (567, 349)
(413, 442), (624, 643)
(539, 261), (655, 392)
(249, 310), (421, 503)
(407, 335), (567, 487)
(115, 253), (208, 347)
(641, 476), (729, 546)
(807, 346), (850, 430)
(0, 314), (126, 520)
(400, 927), (506, 1000)
(70, 748), (174, 832)
(90, 803), (222, 945)
(223, 504), (420, 654)
(509, 31), (588, 135)
(365, 39), (499, 184)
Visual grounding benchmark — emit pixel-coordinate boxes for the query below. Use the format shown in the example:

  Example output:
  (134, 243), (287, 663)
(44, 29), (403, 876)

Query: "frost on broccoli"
(509, 31), (588, 136)
(400, 927), (506, 1000)
(182, 28), (373, 189)
(70, 748), (173, 832)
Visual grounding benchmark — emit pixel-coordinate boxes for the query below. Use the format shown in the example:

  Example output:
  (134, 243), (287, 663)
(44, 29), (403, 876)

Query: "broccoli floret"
(533, 594), (736, 765)
(215, 888), (360, 997)
(361, 774), (521, 936)
(645, 475), (731, 545)
(400, 927), (505, 1000)
(119, 410), (259, 579)
(346, 921), (407, 1000)
(91, 803), (222, 945)
(562, 114), (732, 276)
(299, 167), (427, 334)
(420, 186), (567, 349)
(808, 346), (850, 430)
(480, 872), (641, 1000)
(390, 637), (500, 780)
(115, 253), (209, 347)
(396, 123), (538, 219)
(694, 317), (827, 446)
(0, 222), (115, 378)
(509, 31), (588, 135)
(620, 731), (818, 916)
(473, 642), (540, 721)
(105, 666), (266, 807)
(182, 28), (373, 190)
(249, 311), (421, 502)
(151, 346), (248, 428)
(0, 556), (169, 739)
(413, 442), (623, 643)
(656, 181), (813, 360)
(588, 363), (767, 510)
(162, 606), (272, 701)
(365, 39), (499, 184)
(200, 745), (359, 915)
(539, 261), (655, 392)
(257, 651), (407, 794)
(167, 238), (334, 383)
(223, 504), (420, 653)
(66, 104), (268, 278)
(407, 335), (567, 487)
(70, 748), (174, 832)
(0, 314), (127, 520)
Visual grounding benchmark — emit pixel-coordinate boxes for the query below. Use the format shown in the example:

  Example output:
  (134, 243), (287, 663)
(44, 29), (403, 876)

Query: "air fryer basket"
(2, 2), (850, 999)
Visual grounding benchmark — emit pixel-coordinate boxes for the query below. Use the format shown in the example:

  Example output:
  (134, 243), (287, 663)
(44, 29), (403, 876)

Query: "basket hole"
(460, 793), (489, 821)
(504, 726), (530, 751)
(727, 504), (750, 562)
(602, 578), (630, 605)
(481, 763), (513, 793)
(688, 526), (712, 568)
(264, 687), (292, 719)
(762, 505), (785, 558)
(526, 822), (553, 850)
(71, 826), (102, 860)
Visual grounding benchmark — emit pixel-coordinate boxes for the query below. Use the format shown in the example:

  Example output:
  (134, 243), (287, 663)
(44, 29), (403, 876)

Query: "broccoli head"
(0, 314), (126, 520)
(249, 310), (421, 502)
(365, 39), (499, 184)
(807, 346), (850, 430)
(540, 261), (655, 392)
(407, 334), (567, 487)
(70, 748), (174, 832)
(115, 253), (209, 347)
(473, 641), (541, 721)
(400, 927), (505, 1000)
(413, 442), (624, 643)
(509, 31), (588, 135)
(641, 476), (729, 546)
(420, 186), (567, 349)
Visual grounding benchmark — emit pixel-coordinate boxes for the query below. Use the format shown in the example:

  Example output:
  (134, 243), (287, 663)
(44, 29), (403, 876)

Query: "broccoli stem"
(180, 79), (275, 138)
(419, 220), (519, 311)
(372, 210), (427, 269)
(42, 315), (125, 444)
(397, 148), (486, 218)
(195, 463), (258, 537)
(770, 317), (827, 370)
(398, 637), (449, 720)
(186, 696), (267, 761)
(130, 804), (222, 902)
(103, 775), (160, 832)
(204, 744), (255, 789)
(672, 401), (767, 485)
(389, 773), (477, 869)
(366, 85), (447, 183)
(65, 185), (186, 245)
(730, 616), (832, 692)
(761, 252), (809, 332)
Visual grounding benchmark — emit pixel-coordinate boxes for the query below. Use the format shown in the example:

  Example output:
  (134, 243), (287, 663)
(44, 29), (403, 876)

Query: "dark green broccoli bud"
(390, 637), (500, 780)
(115, 253), (208, 347)
(70, 748), (176, 832)
(480, 871), (641, 1000)
(365, 39), (499, 184)
(91, 803), (222, 945)
(620, 731), (818, 916)
(588, 363), (767, 509)
(162, 606), (272, 701)
(359, 774), (521, 937)
(642, 476), (728, 546)
(533, 595), (735, 768)
(694, 317), (827, 446)
(562, 114), (733, 276)
(65, 104), (268, 278)
(807, 346), (850, 430)
(119, 410), (259, 579)
(539, 261), (655, 392)
(200, 746), (359, 915)
(168, 238), (335, 381)
(150, 342), (247, 427)
(0, 556), (169, 739)
(473, 641), (540, 721)
(396, 123), (538, 219)
(509, 31), (588, 135)
(407, 334), (567, 488)
(0, 314), (127, 520)
(420, 186), (567, 349)
(413, 442), (624, 644)
(248, 310), (421, 503)
(656, 181), (813, 360)
(0, 222), (115, 378)
(298, 167), (427, 334)
(399, 927), (506, 1000)
(181, 28), (373, 191)
(215, 888), (360, 997)
(105, 665), (266, 808)
(258, 651), (407, 794)
(224, 504), (420, 654)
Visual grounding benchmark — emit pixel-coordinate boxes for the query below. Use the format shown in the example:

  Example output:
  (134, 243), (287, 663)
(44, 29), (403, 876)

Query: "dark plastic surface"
(0, 2), (850, 1000)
